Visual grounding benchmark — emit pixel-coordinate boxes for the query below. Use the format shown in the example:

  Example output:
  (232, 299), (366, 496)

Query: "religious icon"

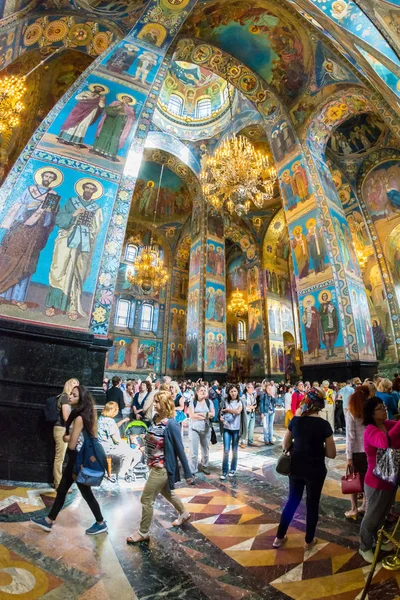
(133, 51), (158, 85)
(306, 218), (327, 274)
(0, 167), (63, 310)
(138, 180), (155, 216)
(45, 178), (104, 321)
(318, 290), (339, 359)
(291, 162), (309, 201)
(91, 93), (136, 162)
(281, 170), (296, 209)
(106, 44), (140, 74)
(302, 295), (321, 359)
(292, 225), (309, 279)
(56, 83), (109, 148)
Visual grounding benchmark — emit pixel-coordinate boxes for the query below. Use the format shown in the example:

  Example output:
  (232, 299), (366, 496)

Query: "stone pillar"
(0, 0), (200, 481)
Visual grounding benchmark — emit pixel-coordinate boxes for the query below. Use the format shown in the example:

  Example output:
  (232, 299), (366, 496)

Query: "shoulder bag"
(373, 432), (400, 486)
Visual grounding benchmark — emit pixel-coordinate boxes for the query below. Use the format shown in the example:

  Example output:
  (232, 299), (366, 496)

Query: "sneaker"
(359, 548), (374, 563)
(31, 517), (52, 532)
(273, 535), (287, 549)
(220, 474), (227, 480)
(228, 471), (236, 477)
(172, 511), (190, 527)
(202, 467), (211, 475)
(85, 521), (108, 535)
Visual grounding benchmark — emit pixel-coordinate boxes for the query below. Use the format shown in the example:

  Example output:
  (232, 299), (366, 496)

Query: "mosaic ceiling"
(154, 59), (236, 141)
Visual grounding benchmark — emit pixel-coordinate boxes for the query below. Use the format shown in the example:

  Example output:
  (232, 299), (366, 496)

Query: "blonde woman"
(376, 378), (398, 420)
(127, 391), (193, 543)
(170, 381), (186, 426)
(53, 377), (79, 489)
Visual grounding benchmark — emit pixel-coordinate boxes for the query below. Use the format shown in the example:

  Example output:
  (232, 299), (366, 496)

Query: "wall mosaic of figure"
(167, 234), (190, 374)
(0, 0), (201, 340)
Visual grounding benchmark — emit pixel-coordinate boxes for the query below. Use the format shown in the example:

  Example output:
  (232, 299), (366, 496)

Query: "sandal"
(345, 509), (358, 520)
(304, 538), (318, 550)
(357, 507), (366, 515)
(126, 532), (149, 544)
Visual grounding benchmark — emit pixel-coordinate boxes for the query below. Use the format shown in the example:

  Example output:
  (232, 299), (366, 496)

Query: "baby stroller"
(124, 419), (149, 482)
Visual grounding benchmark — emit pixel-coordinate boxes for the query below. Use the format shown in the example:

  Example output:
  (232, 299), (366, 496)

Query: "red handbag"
(341, 466), (363, 495)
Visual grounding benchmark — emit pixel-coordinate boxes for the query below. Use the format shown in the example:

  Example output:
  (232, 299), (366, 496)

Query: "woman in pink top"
(359, 396), (400, 563)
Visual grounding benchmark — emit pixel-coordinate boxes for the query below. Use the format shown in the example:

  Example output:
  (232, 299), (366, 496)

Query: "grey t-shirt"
(189, 399), (210, 432)
(222, 400), (241, 431)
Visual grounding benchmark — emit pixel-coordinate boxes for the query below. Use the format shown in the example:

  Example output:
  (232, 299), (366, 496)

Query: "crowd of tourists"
(31, 373), (400, 565)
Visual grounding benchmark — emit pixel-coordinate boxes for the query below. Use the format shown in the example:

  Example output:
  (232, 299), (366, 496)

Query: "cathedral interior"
(1, 0), (400, 598)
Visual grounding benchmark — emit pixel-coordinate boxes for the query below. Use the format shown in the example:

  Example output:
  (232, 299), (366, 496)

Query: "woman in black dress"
(273, 388), (336, 550)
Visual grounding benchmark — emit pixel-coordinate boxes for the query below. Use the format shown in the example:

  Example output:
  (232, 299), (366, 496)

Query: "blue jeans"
(222, 429), (240, 475)
(263, 412), (275, 443)
(246, 412), (256, 444)
(212, 398), (219, 423)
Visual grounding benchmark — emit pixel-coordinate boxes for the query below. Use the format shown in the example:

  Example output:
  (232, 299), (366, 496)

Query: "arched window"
(115, 298), (130, 327)
(168, 94), (183, 116)
(238, 319), (246, 341)
(141, 303), (153, 331)
(196, 97), (212, 119)
(125, 244), (138, 262)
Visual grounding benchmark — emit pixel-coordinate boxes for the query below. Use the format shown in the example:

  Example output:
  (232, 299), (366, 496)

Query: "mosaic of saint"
(327, 113), (386, 156)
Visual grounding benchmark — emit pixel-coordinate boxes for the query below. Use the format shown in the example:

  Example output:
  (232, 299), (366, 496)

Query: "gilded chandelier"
(200, 134), (277, 217)
(127, 246), (168, 294)
(127, 164), (169, 294)
(0, 75), (26, 134)
(0, 47), (63, 135)
(227, 288), (248, 316)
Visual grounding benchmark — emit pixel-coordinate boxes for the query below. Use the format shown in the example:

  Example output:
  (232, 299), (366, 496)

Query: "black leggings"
(48, 450), (103, 522)
(276, 474), (325, 543)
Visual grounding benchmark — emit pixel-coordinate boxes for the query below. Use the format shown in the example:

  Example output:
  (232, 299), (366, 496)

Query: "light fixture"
(227, 288), (248, 316)
(0, 47), (63, 136)
(200, 84), (277, 217)
(127, 164), (169, 294)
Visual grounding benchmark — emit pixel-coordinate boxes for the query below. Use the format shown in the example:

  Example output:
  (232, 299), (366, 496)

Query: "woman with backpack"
(52, 377), (79, 490)
(188, 384), (215, 476)
(31, 385), (107, 536)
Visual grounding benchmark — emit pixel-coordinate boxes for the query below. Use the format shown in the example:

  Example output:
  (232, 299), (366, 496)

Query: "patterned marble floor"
(1, 423), (400, 599)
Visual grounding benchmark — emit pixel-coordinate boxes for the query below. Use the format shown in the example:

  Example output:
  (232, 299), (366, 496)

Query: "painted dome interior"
(154, 60), (236, 141)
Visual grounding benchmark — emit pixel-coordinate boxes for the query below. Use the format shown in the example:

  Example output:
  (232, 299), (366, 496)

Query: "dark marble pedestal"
(0, 318), (111, 483)
(301, 360), (379, 384)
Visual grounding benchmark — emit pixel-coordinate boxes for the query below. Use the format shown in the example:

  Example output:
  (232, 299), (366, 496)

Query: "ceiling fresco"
(183, 0), (313, 105)
(154, 60), (236, 141)
(45, 0), (150, 30)
(326, 113), (387, 157)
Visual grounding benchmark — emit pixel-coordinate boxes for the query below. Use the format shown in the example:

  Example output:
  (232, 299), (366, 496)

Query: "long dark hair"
(227, 384), (240, 402)
(348, 385), (369, 419)
(66, 385), (97, 436)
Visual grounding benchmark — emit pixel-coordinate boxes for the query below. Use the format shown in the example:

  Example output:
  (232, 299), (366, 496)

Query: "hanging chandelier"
(0, 75), (26, 134)
(127, 164), (169, 294)
(0, 47), (63, 136)
(127, 247), (168, 293)
(227, 288), (248, 316)
(200, 85), (277, 217)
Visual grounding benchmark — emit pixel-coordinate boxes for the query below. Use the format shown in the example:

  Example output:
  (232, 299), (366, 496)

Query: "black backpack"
(44, 396), (59, 423)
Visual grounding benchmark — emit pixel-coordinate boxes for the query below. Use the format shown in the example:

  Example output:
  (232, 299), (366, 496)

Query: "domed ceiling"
(154, 60), (237, 141)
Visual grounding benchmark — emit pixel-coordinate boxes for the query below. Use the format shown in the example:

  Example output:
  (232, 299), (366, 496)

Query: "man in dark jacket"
(106, 376), (125, 419)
